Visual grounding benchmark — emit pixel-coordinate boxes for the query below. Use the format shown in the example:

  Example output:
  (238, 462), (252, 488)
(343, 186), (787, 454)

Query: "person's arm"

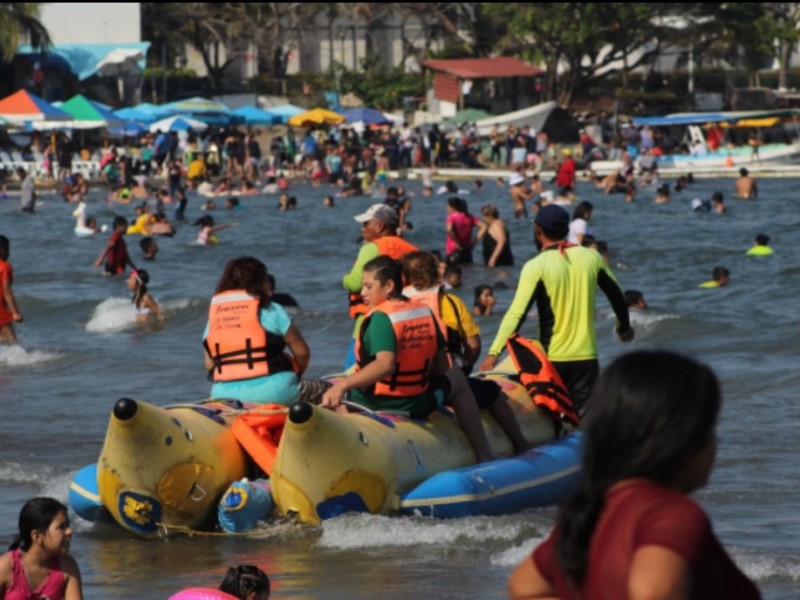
(627, 546), (690, 600)
(143, 294), (163, 319)
(0, 551), (11, 596)
(480, 261), (539, 370)
(342, 243), (379, 292)
(93, 238), (114, 267)
(597, 267), (634, 342)
(322, 350), (395, 409)
(507, 556), (559, 600)
(487, 221), (507, 268)
(2, 272), (22, 322)
(60, 554), (84, 600)
(475, 220), (488, 241)
(211, 222), (238, 233)
(284, 322), (310, 376)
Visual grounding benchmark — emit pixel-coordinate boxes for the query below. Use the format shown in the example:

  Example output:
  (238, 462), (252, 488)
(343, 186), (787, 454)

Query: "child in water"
(472, 284), (496, 316)
(0, 497), (84, 599)
(219, 564), (270, 599)
(128, 269), (162, 322)
(194, 215), (238, 245)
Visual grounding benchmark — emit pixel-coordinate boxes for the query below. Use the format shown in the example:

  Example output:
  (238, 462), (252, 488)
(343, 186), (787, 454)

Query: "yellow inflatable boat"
(96, 397), (250, 538)
(271, 370), (562, 524)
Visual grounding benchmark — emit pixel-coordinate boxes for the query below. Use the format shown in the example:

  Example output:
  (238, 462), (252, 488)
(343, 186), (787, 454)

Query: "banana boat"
(94, 397), (251, 538)
(270, 370), (565, 524)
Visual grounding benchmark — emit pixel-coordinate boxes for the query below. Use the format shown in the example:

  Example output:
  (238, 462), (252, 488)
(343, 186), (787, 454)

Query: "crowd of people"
(2, 112), (773, 597)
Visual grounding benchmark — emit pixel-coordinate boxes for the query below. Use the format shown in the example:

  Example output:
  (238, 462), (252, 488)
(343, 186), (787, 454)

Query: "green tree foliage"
(0, 2), (50, 60)
(486, 3), (669, 106)
(333, 55), (425, 110)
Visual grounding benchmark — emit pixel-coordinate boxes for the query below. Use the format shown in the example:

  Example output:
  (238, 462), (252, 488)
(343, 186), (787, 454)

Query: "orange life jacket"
(355, 298), (438, 397)
(231, 403), (287, 476)
(403, 286), (464, 365)
(505, 333), (579, 426)
(203, 290), (297, 382)
(348, 236), (419, 318)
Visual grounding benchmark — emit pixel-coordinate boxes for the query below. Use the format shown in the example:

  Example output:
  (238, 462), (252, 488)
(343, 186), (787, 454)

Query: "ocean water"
(1, 175), (799, 598)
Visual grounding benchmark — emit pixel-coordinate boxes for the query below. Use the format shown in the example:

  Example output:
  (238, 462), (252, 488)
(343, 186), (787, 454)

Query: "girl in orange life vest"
(0, 497), (84, 600)
(401, 251), (532, 454)
(203, 256), (310, 405)
(322, 256), (501, 463)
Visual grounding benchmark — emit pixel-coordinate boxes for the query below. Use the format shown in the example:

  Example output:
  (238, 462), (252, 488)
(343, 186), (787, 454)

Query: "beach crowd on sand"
(1, 111), (771, 599)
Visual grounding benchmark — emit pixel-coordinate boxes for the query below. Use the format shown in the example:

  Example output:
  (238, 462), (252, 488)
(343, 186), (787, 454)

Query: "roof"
(421, 57), (543, 79)
(16, 42), (150, 81)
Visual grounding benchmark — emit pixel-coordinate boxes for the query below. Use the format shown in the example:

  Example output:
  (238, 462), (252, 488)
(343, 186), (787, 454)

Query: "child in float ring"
(203, 256), (310, 405)
(0, 497), (84, 600)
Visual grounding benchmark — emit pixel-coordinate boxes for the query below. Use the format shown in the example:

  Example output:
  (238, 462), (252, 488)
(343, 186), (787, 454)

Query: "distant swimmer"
(128, 269), (163, 322)
(699, 266), (730, 288)
(94, 216), (136, 276)
(194, 215), (238, 245)
(746, 233), (773, 256)
(736, 167), (758, 199)
(711, 191), (726, 214)
(508, 172), (534, 218)
(624, 289), (648, 310)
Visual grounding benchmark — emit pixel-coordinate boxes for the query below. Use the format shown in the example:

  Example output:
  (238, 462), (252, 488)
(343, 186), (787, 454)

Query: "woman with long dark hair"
(508, 350), (760, 600)
(203, 256), (310, 404)
(445, 197), (479, 264)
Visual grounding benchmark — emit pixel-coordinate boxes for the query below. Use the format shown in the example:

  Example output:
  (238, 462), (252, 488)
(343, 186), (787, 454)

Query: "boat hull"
(270, 372), (562, 524)
(399, 433), (582, 518)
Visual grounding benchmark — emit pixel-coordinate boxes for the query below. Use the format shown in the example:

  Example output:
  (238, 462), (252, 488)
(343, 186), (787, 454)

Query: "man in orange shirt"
(0, 235), (23, 342)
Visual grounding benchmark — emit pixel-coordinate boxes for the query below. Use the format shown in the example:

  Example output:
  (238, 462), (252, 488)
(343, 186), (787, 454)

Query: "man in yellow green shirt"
(480, 205), (633, 415)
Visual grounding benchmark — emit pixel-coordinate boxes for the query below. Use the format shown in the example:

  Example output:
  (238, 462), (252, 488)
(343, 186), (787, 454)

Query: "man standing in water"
(0, 235), (23, 342)
(342, 204), (418, 368)
(480, 205), (633, 415)
(736, 167), (758, 199)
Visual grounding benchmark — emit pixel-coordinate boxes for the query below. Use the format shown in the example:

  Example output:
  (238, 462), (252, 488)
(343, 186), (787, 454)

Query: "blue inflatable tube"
(399, 433), (582, 518)
(69, 463), (112, 523)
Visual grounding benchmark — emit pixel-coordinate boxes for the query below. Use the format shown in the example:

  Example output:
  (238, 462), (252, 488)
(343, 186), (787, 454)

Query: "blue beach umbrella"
(231, 105), (279, 126)
(148, 115), (208, 133)
(268, 104), (305, 124)
(342, 107), (392, 125)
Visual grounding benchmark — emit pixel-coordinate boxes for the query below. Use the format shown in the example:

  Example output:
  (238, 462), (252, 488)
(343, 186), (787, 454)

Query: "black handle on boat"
(114, 397), (138, 421)
(289, 401), (313, 424)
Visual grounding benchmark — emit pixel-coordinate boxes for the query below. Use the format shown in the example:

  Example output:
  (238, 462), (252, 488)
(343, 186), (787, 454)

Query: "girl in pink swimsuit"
(0, 497), (83, 599)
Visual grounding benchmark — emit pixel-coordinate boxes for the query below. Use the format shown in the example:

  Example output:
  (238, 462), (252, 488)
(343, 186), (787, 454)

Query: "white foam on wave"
(490, 536), (546, 568)
(0, 344), (62, 367)
(317, 513), (525, 550)
(734, 547), (800, 582)
(85, 297), (137, 333)
(0, 463), (70, 502)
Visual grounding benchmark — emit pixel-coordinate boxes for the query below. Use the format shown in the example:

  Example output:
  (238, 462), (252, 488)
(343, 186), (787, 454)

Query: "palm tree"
(0, 3), (51, 61)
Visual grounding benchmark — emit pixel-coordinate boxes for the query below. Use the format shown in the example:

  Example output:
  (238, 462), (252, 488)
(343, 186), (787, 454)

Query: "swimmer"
(736, 167), (758, 199)
(323, 195), (334, 207)
(691, 198), (711, 213)
(201, 199), (217, 211)
(139, 236), (158, 260)
(746, 233), (773, 256)
(128, 269), (163, 322)
(699, 266), (730, 288)
(442, 263), (462, 290)
(225, 197), (242, 210)
(624, 289), (648, 310)
(472, 284), (496, 316)
(711, 191), (726, 214)
(655, 183), (670, 204)
(194, 215), (238, 245)
(219, 565), (270, 600)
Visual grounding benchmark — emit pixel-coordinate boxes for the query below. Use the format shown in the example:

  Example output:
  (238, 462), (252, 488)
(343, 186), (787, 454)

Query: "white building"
(38, 3), (141, 44)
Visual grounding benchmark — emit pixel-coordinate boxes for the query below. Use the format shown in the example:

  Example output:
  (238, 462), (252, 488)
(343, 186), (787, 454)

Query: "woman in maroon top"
(508, 350), (761, 600)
